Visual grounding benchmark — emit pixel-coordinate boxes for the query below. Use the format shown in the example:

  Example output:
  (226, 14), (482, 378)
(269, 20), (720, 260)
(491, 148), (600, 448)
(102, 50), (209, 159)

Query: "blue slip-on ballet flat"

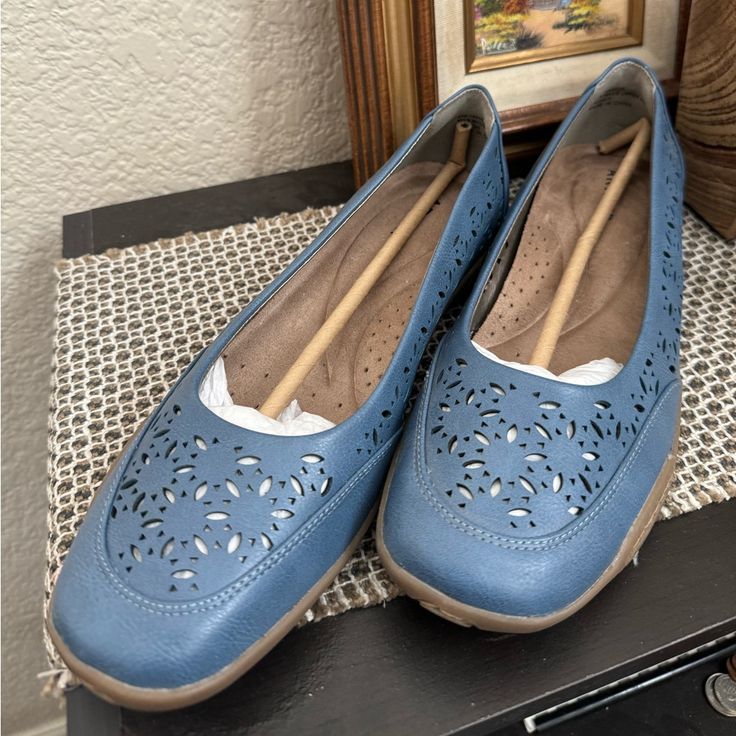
(48, 86), (508, 709)
(378, 59), (685, 632)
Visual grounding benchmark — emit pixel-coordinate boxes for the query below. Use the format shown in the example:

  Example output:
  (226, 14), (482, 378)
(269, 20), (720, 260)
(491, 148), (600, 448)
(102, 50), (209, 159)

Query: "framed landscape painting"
(465, 0), (645, 72)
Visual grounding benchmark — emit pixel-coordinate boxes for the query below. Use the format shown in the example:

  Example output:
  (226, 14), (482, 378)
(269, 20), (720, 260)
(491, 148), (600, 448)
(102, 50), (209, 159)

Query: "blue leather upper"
(51, 85), (509, 688)
(380, 59), (685, 618)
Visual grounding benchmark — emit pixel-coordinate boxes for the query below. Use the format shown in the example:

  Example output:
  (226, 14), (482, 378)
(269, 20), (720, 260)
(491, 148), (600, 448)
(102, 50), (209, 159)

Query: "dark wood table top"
(61, 161), (736, 736)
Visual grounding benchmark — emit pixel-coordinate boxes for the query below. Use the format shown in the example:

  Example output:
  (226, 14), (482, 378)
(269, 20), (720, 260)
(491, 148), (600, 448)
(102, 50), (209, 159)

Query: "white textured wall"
(0, 1), (350, 732)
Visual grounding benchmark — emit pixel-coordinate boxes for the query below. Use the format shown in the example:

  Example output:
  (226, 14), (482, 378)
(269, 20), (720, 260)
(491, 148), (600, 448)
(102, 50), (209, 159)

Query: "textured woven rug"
(44, 196), (736, 695)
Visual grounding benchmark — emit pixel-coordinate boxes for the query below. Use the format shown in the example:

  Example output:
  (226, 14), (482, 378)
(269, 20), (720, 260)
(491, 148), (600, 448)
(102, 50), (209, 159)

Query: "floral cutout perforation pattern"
(106, 401), (334, 599)
(427, 357), (644, 535)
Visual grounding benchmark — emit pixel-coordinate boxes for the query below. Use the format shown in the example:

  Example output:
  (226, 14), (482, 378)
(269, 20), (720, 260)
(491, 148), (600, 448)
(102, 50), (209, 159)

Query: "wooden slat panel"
(412, 0), (439, 117)
(337, 0), (393, 187)
(676, 0), (736, 238)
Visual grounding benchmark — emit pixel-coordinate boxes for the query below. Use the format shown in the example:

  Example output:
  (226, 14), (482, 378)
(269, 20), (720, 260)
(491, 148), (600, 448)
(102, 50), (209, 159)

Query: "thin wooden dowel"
(597, 120), (645, 154)
(259, 121), (473, 418)
(528, 117), (651, 369)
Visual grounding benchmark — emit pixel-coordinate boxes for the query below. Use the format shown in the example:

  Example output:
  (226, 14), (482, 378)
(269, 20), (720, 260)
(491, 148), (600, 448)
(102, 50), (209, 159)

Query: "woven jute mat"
(43, 197), (735, 695)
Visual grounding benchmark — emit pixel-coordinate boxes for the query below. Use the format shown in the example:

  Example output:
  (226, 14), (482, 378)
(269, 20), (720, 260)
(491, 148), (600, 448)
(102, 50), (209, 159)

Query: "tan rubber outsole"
(47, 504), (378, 711)
(377, 434), (678, 633)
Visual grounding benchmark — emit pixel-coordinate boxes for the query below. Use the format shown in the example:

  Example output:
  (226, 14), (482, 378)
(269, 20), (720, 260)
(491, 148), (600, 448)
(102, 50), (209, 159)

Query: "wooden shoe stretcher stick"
(528, 117), (652, 369)
(259, 120), (473, 419)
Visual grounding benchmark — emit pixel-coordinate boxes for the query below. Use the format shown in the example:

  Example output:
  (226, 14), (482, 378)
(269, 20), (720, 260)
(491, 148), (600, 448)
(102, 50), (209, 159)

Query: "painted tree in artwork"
(503, 0), (530, 13)
(555, 0), (615, 32)
(476, 0), (504, 14)
(475, 0), (541, 52)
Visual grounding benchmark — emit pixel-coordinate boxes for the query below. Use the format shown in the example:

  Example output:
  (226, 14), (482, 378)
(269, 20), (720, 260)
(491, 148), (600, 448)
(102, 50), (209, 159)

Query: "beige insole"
(222, 162), (466, 423)
(475, 144), (649, 374)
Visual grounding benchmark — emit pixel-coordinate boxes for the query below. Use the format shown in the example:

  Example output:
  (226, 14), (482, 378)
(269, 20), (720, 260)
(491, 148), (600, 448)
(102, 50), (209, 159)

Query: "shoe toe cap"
(50, 515), (250, 691)
(380, 461), (581, 618)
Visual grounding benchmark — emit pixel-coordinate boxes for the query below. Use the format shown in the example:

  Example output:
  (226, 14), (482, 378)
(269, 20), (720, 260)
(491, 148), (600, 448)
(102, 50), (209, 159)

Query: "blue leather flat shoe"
(378, 59), (685, 632)
(48, 86), (508, 709)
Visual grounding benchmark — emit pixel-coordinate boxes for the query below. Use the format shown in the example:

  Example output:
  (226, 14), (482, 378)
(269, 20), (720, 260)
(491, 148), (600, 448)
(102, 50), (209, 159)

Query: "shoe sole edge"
(376, 431), (679, 633)
(47, 503), (378, 711)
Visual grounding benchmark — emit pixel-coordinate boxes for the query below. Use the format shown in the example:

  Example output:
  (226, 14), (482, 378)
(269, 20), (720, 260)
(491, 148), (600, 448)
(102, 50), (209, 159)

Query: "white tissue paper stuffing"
(472, 342), (622, 385)
(199, 341), (620, 436)
(199, 358), (335, 436)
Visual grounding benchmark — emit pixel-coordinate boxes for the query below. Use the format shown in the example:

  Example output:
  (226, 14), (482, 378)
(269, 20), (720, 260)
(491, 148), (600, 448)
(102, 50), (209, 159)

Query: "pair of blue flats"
(49, 59), (685, 710)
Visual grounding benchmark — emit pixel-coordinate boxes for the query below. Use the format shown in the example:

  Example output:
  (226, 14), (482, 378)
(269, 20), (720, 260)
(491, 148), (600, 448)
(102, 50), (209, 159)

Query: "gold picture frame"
(464, 0), (645, 73)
